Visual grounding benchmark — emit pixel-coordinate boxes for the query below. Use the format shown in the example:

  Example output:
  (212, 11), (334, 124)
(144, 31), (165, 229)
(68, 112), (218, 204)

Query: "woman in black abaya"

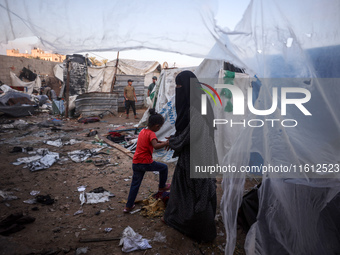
(163, 70), (217, 242)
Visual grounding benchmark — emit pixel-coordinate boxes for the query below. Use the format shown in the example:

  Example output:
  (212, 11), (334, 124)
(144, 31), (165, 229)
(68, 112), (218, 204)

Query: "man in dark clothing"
(148, 76), (157, 97)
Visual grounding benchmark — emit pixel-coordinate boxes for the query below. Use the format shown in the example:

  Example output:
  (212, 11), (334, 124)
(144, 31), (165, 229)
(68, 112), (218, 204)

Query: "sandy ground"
(0, 108), (255, 255)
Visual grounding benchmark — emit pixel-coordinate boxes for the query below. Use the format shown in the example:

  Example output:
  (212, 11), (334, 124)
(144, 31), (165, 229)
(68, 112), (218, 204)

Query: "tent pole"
(111, 51), (119, 92)
(65, 59), (71, 118)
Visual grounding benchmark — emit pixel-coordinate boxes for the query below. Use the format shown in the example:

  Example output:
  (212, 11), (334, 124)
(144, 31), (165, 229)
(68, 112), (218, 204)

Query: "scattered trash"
(68, 148), (103, 163)
(119, 226), (152, 253)
(89, 187), (107, 193)
(86, 192), (113, 204)
(130, 209), (141, 215)
(75, 247), (88, 255)
(0, 190), (18, 201)
(1, 119), (30, 130)
(30, 190), (40, 196)
(78, 186), (114, 205)
(140, 193), (170, 218)
(10, 146), (33, 153)
(74, 209), (84, 216)
(152, 232), (167, 243)
(86, 129), (98, 137)
(45, 139), (81, 147)
(38, 120), (62, 128)
(13, 149), (59, 171)
(107, 132), (125, 143)
(93, 159), (110, 167)
(105, 228), (113, 233)
(23, 199), (37, 204)
(64, 139), (82, 146)
(0, 212), (35, 236)
(78, 117), (100, 124)
(77, 186), (87, 192)
(45, 139), (63, 147)
(36, 195), (54, 205)
(27, 152), (59, 171)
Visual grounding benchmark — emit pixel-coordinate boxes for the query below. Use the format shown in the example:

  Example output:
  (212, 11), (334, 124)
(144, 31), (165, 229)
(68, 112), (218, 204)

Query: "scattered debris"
(68, 148), (103, 163)
(0, 190), (18, 201)
(78, 186), (114, 205)
(79, 237), (120, 243)
(23, 199), (37, 204)
(45, 139), (63, 147)
(86, 129), (98, 137)
(74, 209), (84, 216)
(30, 190), (40, 196)
(130, 209), (141, 215)
(75, 247), (88, 255)
(13, 149), (59, 171)
(78, 117), (100, 124)
(10, 146), (33, 153)
(102, 137), (134, 159)
(119, 226), (152, 253)
(36, 195), (55, 205)
(152, 232), (167, 243)
(0, 212), (35, 236)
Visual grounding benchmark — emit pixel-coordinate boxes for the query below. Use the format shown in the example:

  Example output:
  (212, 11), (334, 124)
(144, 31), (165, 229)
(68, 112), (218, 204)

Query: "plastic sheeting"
(87, 59), (160, 93)
(10, 71), (41, 94)
(138, 67), (195, 163)
(2, 0), (340, 254)
(199, 1), (340, 254)
(0, 0), (218, 58)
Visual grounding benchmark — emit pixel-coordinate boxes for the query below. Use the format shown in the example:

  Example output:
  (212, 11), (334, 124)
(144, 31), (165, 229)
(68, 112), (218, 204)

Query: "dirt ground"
(0, 108), (255, 255)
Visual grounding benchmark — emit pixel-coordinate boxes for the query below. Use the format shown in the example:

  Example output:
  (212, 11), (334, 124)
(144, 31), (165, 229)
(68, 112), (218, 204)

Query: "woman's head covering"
(175, 70), (214, 135)
(175, 71), (198, 134)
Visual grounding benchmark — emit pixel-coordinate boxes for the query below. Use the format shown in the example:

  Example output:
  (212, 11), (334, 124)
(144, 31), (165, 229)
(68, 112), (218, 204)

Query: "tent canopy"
(2, 1), (340, 255)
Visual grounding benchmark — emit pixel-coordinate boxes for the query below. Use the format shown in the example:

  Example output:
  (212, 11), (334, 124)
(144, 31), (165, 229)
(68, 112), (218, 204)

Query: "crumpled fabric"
(67, 148), (102, 162)
(27, 153), (59, 171)
(85, 191), (112, 204)
(119, 226), (152, 253)
(12, 149), (59, 171)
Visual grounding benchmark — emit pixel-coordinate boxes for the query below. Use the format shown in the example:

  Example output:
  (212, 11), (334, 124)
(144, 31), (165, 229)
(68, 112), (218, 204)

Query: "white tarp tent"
(139, 67), (195, 163)
(1, 0), (340, 254)
(87, 59), (160, 93)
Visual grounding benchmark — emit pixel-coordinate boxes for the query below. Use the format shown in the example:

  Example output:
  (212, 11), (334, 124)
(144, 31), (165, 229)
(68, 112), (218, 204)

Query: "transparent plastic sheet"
(0, 0), (218, 57)
(2, 0), (340, 254)
(201, 0), (340, 254)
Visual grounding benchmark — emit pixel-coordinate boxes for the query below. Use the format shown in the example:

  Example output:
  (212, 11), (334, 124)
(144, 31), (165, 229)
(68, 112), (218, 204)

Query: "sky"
(0, 0), (251, 68)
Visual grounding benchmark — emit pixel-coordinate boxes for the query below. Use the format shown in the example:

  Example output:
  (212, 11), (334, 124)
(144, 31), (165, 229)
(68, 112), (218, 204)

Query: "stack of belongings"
(0, 85), (38, 117)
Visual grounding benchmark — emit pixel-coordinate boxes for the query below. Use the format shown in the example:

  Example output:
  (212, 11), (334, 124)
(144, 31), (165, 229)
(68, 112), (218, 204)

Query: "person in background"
(148, 76), (157, 97)
(124, 108), (171, 213)
(124, 79), (138, 119)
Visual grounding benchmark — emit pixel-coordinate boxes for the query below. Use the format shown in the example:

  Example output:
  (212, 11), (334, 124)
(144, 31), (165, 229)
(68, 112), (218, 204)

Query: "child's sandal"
(123, 204), (136, 213)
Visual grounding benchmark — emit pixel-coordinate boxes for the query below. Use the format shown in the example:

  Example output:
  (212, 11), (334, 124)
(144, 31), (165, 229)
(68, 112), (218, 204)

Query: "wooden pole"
(110, 51), (119, 92)
(65, 59), (71, 118)
(79, 237), (121, 243)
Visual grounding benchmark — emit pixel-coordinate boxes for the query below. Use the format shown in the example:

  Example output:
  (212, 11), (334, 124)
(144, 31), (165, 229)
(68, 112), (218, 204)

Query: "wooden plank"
(102, 136), (134, 159)
(79, 237), (121, 243)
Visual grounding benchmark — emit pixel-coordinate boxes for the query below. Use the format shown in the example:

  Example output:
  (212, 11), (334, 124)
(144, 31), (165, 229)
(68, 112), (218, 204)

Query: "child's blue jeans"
(126, 161), (168, 208)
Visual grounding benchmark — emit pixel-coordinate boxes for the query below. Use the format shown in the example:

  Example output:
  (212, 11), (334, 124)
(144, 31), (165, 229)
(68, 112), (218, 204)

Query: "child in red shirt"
(124, 108), (170, 212)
